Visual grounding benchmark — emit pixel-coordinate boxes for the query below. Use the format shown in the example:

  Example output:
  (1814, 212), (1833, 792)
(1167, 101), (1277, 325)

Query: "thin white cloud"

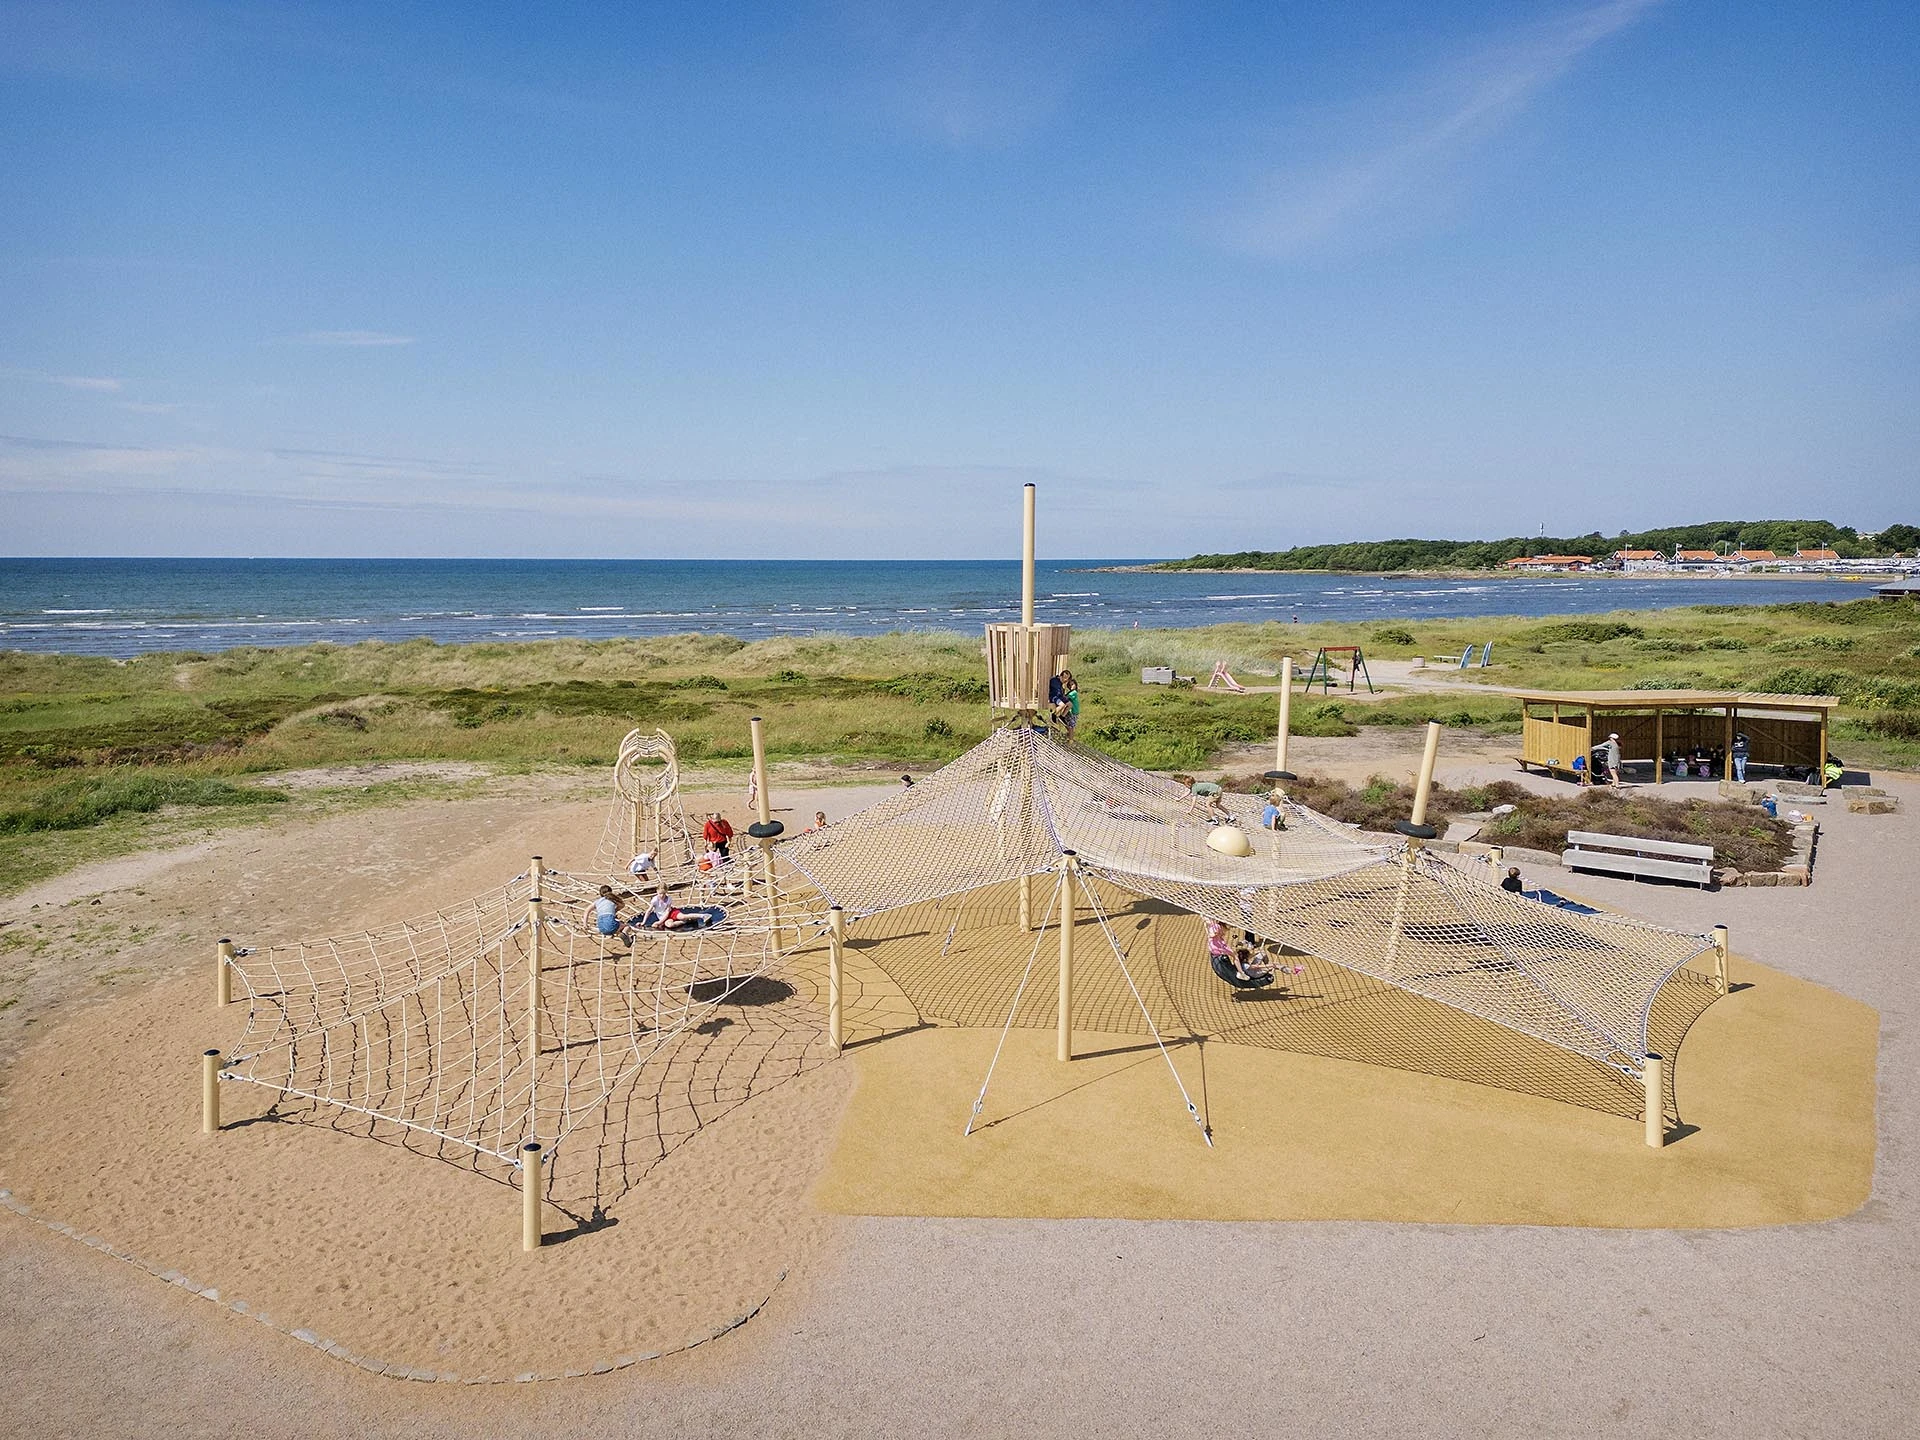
(833, 0), (1158, 147)
(284, 330), (417, 347)
(0, 367), (127, 392)
(116, 400), (180, 414)
(1226, 0), (1664, 258)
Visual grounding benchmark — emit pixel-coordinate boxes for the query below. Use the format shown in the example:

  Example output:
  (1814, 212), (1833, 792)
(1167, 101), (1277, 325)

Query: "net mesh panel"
(779, 727), (1714, 1074)
(224, 859), (829, 1177)
(829, 876), (1717, 1123)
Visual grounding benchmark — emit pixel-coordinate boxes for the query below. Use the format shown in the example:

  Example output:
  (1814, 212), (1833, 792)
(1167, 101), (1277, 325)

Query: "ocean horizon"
(0, 556), (1871, 658)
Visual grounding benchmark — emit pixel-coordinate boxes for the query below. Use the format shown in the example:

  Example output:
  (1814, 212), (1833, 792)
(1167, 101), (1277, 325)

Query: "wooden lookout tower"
(984, 484), (1072, 723)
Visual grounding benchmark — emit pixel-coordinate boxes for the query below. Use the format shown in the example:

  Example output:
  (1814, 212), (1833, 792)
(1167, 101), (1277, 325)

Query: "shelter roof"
(1510, 688), (1839, 709)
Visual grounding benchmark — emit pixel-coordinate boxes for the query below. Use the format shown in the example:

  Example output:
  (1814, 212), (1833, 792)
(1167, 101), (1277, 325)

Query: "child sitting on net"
(1238, 931), (1306, 983)
(1231, 944), (1275, 982)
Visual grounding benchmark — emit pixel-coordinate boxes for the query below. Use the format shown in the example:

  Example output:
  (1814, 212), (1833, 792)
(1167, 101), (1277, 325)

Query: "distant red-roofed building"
(1506, 554), (1595, 572)
(1672, 548), (1719, 565)
(1794, 548), (1841, 562)
(1730, 549), (1777, 564)
(1614, 548), (1663, 572)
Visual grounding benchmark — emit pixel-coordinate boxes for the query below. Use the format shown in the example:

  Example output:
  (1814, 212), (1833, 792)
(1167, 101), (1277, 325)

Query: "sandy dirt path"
(0, 753), (1914, 1438)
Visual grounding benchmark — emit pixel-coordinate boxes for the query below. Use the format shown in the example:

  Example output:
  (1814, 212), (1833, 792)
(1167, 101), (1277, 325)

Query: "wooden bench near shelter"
(1563, 831), (1714, 888)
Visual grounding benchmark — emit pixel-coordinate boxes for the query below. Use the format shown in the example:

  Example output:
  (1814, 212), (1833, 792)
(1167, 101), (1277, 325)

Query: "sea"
(0, 557), (1873, 659)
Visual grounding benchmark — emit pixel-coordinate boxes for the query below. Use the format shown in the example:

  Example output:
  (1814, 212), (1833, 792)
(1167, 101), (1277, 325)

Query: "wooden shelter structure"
(1513, 689), (1839, 784)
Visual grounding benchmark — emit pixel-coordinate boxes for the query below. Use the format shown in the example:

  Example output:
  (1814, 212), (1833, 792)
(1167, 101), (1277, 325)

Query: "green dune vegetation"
(3, 595), (1918, 895)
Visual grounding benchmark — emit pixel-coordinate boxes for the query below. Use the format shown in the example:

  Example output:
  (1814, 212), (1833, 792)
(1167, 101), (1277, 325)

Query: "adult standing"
(1731, 731), (1750, 783)
(703, 811), (733, 859)
(1601, 731), (1624, 786)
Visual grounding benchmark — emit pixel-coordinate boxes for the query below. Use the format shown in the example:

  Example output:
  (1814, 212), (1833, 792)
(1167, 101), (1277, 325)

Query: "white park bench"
(1562, 830), (1714, 888)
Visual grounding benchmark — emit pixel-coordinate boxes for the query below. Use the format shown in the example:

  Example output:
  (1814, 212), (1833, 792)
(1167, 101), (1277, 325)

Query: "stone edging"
(0, 1188), (781, 1383)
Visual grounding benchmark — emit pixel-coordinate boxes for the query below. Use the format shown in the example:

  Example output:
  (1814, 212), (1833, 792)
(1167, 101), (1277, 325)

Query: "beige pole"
(1643, 1055), (1665, 1148)
(201, 1050), (221, 1134)
(1488, 845), (1504, 878)
(1021, 483), (1036, 629)
(749, 717), (774, 830)
(1410, 720), (1443, 829)
(827, 906), (845, 1053)
(521, 1142), (543, 1251)
(1384, 723), (1443, 977)
(527, 890), (544, 1024)
(1056, 852), (1077, 1063)
(1276, 656), (1295, 775)
(748, 716), (786, 941)
(216, 937), (235, 1008)
(1712, 924), (1729, 995)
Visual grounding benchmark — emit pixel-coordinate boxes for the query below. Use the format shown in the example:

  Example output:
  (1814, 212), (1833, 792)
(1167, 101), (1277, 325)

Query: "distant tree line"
(1157, 520), (1920, 572)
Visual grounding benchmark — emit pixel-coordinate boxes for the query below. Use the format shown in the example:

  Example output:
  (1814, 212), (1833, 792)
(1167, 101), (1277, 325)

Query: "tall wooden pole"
(1021, 483), (1036, 629)
(1386, 722), (1445, 976)
(748, 715), (786, 943)
(201, 1050), (221, 1134)
(1712, 924), (1729, 996)
(521, 1142), (543, 1251)
(527, 885), (543, 1022)
(1056, 852), (1077, 1063)
(1643, 1055), (1665, 1148)
(216, 937), (234, 1008)
(1410, 720), (1442, 830)
(1017, 485), (1039, 920)
(827, 905), (845, 1053)
(1275, 656), (1295, 776)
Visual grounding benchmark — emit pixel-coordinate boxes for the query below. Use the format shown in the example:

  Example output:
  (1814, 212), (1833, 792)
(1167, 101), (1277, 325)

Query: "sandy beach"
(0, 740), (1913, 1437)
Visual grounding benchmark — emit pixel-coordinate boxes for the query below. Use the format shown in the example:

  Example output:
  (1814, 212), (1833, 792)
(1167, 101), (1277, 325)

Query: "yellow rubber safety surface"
(798, 899), (1878, 1229)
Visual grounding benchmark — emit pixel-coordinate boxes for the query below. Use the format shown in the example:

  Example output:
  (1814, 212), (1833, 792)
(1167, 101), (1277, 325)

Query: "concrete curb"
(0, 1188), (781, 1384)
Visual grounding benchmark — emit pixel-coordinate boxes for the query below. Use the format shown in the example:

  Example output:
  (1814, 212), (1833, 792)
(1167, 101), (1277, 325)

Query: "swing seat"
(638, 905), (727, 931)
(1210, 952), (1276, 990)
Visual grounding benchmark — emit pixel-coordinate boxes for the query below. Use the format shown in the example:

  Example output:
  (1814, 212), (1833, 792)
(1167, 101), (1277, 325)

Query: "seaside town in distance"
(1507, 541), (1920, 576)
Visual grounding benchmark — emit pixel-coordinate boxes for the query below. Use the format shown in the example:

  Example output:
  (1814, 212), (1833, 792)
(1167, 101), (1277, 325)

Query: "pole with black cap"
(746, 717), (786, 944)
(1384, 721), (1443, 976)
(1263, 656), (1298, 785)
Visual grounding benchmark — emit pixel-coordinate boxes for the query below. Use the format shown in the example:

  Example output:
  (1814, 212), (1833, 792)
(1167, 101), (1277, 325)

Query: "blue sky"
(2, 0), (1916, 558)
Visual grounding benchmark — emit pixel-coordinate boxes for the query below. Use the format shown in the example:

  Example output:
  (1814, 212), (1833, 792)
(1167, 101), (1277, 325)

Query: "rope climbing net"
(778, 726), (1715, 1077)
(222, 855), (826, 1177)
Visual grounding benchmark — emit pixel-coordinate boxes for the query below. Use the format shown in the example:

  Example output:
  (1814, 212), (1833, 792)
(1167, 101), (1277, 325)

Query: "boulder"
(1718, 780), (1761, 804)
(1847, 794), (1899, 815)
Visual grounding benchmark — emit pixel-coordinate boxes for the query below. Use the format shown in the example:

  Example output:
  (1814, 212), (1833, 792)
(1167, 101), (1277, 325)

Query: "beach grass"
(2, 596), (1917, 893)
